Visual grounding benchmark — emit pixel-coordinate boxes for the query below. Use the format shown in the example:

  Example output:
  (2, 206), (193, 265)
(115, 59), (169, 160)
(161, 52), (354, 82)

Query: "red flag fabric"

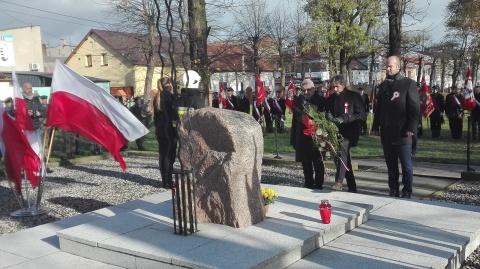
(419, 76), (434, 118)
(46, 60), (149, 171)
(12, 71), (42, 188)
(219, 83), (227, 109)
(285, 78), (294, 111)
(463, 67), (477, 111)
(325, 84), (334, 99)
(0, 104), (41, 193)
(255, 72), (265, 105)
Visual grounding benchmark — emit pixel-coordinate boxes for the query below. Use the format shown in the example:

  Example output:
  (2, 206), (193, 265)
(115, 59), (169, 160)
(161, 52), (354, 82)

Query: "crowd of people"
(5, 64), (478, 198)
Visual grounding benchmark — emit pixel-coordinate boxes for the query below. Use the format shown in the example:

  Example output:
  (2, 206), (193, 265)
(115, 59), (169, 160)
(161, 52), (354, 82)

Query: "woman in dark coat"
(153, 77), (178, 188)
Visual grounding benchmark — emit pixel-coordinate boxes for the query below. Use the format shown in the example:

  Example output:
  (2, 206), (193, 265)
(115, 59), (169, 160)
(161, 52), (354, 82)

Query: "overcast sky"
(0, 0), (449, 47)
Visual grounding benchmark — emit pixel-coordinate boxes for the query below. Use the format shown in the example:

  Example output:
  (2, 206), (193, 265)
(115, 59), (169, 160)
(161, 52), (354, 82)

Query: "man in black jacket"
(445, 85), (464, 139)
(372, 55), (420, 199)
(429, 85), (445, 138)
(357, 86), (370, 135)
(237, 90), (250, 114)
(272, 89), (286, 133)
(22, 82), (46, 153)
(290, 79), (326, 189)
(328, 75), (366, 193)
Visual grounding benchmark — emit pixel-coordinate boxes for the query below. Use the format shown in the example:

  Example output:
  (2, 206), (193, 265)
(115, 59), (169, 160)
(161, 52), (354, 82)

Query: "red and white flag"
(463, 67), (476, 111)
(0, 103), (41, 193)
(13, 72), (34, 131)
(255, 71), (265, 105)
(285, 77), (294, 111)
(419, 75), (434, 118)
(219, 82), (227, 109)
(12, 71), (42, 189)
(46, 60), (149, 171)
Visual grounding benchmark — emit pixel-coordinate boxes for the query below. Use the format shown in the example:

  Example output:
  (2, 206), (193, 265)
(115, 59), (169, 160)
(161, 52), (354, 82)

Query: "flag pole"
(4, 171), (25, 208)
(35, 127), (56, 211)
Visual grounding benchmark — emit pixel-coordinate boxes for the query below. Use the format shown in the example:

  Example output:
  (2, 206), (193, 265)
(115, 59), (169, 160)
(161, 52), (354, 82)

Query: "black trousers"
(335, 138), (356, 192)
(449, 117), (463, 139)
(302, 149), (324, 188)
(430, 119), (442, 138)
(157, 136), (177, 188)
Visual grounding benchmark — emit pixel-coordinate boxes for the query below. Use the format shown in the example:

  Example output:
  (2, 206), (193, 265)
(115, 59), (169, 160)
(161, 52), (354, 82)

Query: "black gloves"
(325, 111), (333, 121)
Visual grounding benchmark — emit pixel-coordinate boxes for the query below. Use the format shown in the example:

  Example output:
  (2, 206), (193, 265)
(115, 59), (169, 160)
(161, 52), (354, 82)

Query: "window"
(101, 53), (108, 66)
(85, 54), (92, 67)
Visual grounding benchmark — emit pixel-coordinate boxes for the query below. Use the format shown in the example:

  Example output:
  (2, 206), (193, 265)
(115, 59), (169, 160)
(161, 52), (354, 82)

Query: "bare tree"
(106, 0), (160, 104)
(233, 0), (271, 74)
(267, 3), (294, 86)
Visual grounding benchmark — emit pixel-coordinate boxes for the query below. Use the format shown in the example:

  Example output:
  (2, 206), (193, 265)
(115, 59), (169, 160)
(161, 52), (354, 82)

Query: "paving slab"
(289, 197), (480, 269)
(4, 252), (108, 269)
(56, 185), (377, 269)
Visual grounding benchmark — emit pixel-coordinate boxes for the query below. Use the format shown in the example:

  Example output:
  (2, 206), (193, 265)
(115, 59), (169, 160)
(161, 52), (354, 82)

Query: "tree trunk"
(388, 0), (405, 57)
(429, 57), (437, 86)
(188, 0), (209, 106)
(441, 58), (446, 92)
(339, 49), (346, 76)
(416, 56), (423, 84)
(369, 51), (375, 84)
(144, 18), (156, 104)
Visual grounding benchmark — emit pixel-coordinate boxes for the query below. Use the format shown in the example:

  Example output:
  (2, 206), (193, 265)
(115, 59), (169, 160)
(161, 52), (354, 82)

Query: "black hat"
(40, 95), (48, 99)
(133, 97), (141, 102)
(451, 85), (458, 90)
(226, 87), (234, 92)
(239, 89), (245, 93)
(276, 90), (281, 93)
(4, 97), (12, 103)
(357, 86), (364, 91)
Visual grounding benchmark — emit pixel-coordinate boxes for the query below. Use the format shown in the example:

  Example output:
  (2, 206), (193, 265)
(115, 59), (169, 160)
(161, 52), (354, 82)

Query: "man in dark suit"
(429, 85), (445, 138)
(237, 89), (250, 114)
(225, 88), (238, 110)
(328, 75), (366, 193)
(290, 79), (326, 190)
(470, 85), (480, 140)
(445, 85), (464, 139)
(272, 89), (286, 133)
(372, 55), (420, 199)
(264, 89), (274, 133)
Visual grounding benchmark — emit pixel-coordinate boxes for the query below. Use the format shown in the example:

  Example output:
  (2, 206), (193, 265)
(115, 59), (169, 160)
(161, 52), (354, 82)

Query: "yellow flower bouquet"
(261, 187), (279, 205)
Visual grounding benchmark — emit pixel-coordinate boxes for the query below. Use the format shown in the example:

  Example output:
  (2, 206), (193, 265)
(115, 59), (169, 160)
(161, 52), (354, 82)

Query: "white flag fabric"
(47, 60), (149, 171)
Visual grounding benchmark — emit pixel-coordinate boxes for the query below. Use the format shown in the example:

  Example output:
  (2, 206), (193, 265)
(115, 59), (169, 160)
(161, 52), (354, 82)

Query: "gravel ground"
(0, 156), (479, 268)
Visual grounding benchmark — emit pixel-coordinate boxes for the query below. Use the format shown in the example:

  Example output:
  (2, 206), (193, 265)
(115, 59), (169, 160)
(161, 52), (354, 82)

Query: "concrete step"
(56, 185), (377, 269)
(288, 198), (480, 269)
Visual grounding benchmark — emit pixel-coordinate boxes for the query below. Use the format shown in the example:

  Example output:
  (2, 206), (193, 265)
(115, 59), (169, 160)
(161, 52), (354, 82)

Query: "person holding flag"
(285, 78), (295, 112)
(429, 85), (445, 138)
(463, 67), (477, 112)
(445, 85), (464, 140)
(253, 72), (265, 124)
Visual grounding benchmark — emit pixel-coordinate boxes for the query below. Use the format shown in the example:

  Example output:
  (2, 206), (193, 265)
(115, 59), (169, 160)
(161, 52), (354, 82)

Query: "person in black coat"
(272, 89), (286, 133)
(237, 90), (250, 114)
(212, 92), (219, 108)
(429, 85), (445, 138)
(225, 88), (238, 110)
(290, 79), (326, 190)
(327, 75), (366, 193)
(129, 97), (147, 150)
(445, 85), (464, 140)
(153, 77), (178, 189)
(357, 86), (370, 135)
(372, 55), (420, 199)
(22, 83), (46, 153)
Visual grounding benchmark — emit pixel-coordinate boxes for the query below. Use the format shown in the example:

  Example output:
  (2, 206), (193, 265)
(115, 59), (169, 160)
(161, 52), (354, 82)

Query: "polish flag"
(0, 103), (40, 193)
(12, 71), (42, 189)
(13, 71), (34, 131)
(285, 77), (294, 111)
(255, 71), (265, 105)
(46, 60), (149, 171)
(219, 82), (227, 108)
(463, 67), (476, 111)
(419, 75), (434, 117)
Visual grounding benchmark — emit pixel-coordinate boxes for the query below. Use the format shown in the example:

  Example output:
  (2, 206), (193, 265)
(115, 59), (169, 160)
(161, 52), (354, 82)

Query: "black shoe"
(401, 192), (411, 199)
(348, 189), (357, 193)
(389, 189), (400, 197)
(46, 167), (54, 173)
(312, 184), (323, 190)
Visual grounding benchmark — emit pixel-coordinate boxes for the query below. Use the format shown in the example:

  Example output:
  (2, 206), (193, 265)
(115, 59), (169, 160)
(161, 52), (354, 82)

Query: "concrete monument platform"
(52, 184), (480, 269)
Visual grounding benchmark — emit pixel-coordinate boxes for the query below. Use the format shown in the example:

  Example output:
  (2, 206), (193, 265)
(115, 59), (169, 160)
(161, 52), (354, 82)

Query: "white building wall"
(0, 26), (44, 72)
